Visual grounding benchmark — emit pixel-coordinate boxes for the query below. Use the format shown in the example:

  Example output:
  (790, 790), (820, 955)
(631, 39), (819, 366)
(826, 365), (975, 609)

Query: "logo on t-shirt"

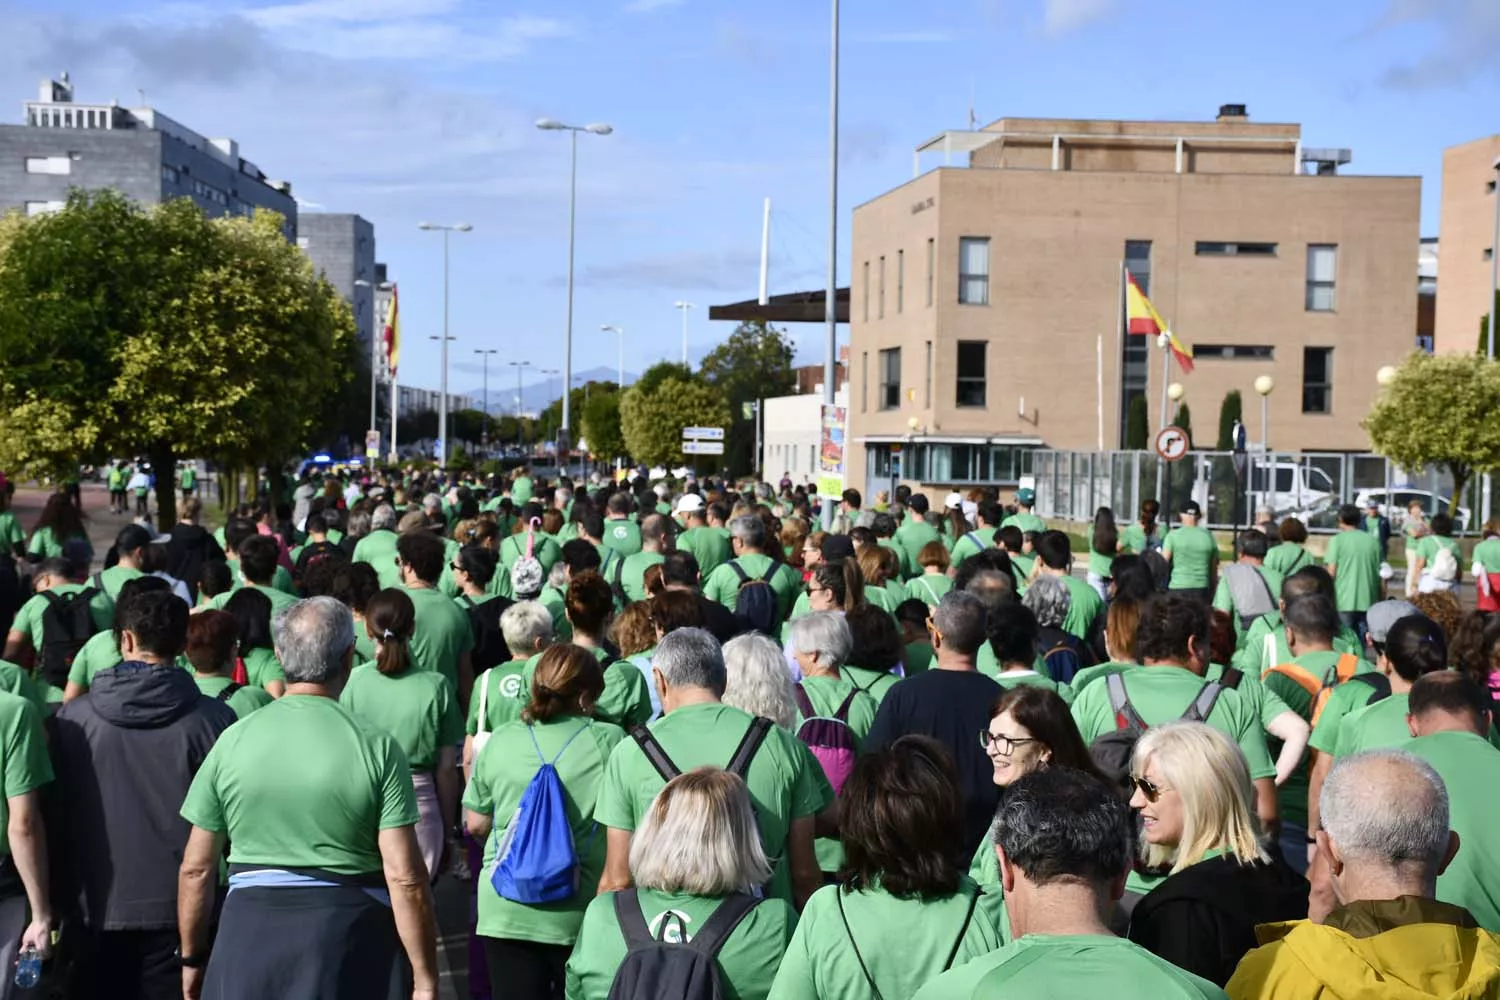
(612, 525), (628, 540)
(500, 674), (524, 699)
(648, 910), (694, 943)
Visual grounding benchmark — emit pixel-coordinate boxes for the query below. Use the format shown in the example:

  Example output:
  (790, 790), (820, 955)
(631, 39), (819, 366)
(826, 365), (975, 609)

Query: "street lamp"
(674, 301), (694, 365)
(474, 349), (498, 452)
(601, 325), (625, 391)
(1488, 155), (1500, 360)
(418, 222), (472, 465)
(353, 278), (391, 455)
(507, 360), (533, 452)
(536, 118), (613, 469)
(1253, 375), (1274, 452)
(1376, 365), (1398, 387)
(821, 0), (840, 530)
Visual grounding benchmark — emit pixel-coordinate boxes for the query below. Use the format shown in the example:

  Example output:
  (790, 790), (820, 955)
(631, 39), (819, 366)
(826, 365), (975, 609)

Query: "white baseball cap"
(674, 494), (705, 514)
(944, 492), (963, 510)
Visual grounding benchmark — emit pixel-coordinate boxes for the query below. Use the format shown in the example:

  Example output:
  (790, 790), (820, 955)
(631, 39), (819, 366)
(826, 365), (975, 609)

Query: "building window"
(861, 352), (868, 412)
(1489, 180), (1497, 194)
(1191, 344), (1275, 360)
(1306, 244), (1337, 312)
(924, 340), (932, 407)
(958, 237), (990, 305)
(878, 256), (886, 319)
(1486, 249), (1495, 262)
(296, 236), (310, 250)
(24, 155), (71, 175)
(956, 341), (986, 407)
(162, 164), (180, 184)
(23, 201), (65, 217)
(1303, 347), (1332, 414)
(925, 238), (935, 307)
(1120, 240), (1152, 445)
(896, 249), (904, 313)
(1195, 241), (1278, 257)
(878, 348), (901, 410)
(862, 261), (869, 322)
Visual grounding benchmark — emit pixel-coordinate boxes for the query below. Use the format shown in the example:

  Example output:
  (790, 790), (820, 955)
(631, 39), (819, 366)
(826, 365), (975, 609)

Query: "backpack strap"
(832, 688), (860, 722)
(790, 682), (816, 720)
(613, 554), (627, 593)
(38, 590), (62, 612)
(727, 717), (773, 779)
(759, 563), (778, 584)
(613, 889), (654, 950)
(941, 890), (981, 972)
(477, 672), (491, 737)
(1182, 682), (1224, 724)
(964, 532), (983, 553)
(685, 892), (761, 960)
(1106, 672), (1148, 732)
(1346, 672), (1393, 705)
(836, 889), (887, 1000)
(728, 561), (749, 585)
(92, 571), (104, 593)
(630, 725), (681, 783)
(216, 682), (242, 702)
(532, 719), (591, 766)
(1219, 666), (1244, 690)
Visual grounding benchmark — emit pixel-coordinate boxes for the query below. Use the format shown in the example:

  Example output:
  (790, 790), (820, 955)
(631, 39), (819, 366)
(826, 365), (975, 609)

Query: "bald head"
(1407, 672), (1491, 739)
(640, 513), (673, 551)
(1321, 750), (1452, 887)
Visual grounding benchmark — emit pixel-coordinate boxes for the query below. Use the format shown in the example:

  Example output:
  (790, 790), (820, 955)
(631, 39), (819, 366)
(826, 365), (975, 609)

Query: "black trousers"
(69, 927), (180, 1000)
(481, 937), (570, 1000)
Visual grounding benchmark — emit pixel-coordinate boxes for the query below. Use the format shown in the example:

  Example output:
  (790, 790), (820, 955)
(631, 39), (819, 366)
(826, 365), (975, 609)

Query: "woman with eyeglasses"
(1125, 722), (1306, 987)
(973, 686), (1101, 891)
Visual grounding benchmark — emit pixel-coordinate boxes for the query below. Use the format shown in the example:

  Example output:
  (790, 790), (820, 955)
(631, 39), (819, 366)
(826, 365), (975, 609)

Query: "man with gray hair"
(702, 515), (801, 621)
(1228, 749), (1500, 1000)
(178, 597), (440, 999)
(594, 627), (830, 910)
(352, 502), (402, 589)
(866, 591), (1004, 855)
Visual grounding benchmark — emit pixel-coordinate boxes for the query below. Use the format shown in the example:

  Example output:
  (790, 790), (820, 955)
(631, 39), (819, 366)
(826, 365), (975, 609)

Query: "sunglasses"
(977, 731), (1039, 757)
(1130, 775), (1169, 803)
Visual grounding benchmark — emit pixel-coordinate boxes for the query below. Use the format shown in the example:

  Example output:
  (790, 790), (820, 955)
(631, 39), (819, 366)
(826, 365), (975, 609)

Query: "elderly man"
(352, 503), (402, 589)
(1228, 749), (1500, 999)
(914, 768), (1224, 999)
(594, 627), (830, 909)
(701, 516), (802, 622)
(866, 591), (1005, 855)
(178, 597), (439, 1000)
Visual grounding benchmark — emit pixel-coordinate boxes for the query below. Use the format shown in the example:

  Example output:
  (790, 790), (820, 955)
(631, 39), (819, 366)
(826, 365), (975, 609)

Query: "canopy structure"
(708, 288), (849, 325)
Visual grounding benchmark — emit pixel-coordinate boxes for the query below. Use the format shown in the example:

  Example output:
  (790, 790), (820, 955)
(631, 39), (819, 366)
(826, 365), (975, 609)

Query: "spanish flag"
(383, 284), (400, 377)
(1125, 273), (1194, 374)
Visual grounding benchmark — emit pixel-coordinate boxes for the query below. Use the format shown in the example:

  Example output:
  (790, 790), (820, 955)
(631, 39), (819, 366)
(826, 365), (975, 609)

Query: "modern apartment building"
(1434, 136), (1500, 355)
(0, 75), (297, 235)
(846, 106), (1420, 499)
(298, 213), (378, 350)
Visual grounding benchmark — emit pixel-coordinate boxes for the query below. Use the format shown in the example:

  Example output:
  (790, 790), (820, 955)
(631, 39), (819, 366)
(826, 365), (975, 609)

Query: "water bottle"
(13, 945), (40, 989)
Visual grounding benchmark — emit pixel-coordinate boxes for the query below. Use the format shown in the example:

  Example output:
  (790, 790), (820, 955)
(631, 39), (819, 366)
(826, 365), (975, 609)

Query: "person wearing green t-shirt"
(63, 576), (177, 703)
(594, 628), (832, 908)
(1411, 511), (1463, 598)
(1473, 521), (1500, 610)
(1323, 504), (1385, 640)
(678, 504), (731, 578)
(951, 501), (1002, 567)
(1262, 517), (1316, 579)
(465, 601), (555, 775)
(1120, 500), (1163, 555)
(895, 495), (943, 574)
(184, 609), (274, 720)
(1161, 500), (1218, 600)
(1030, 531), (1105, 646)
(94, 523), (156, 603)
(521, 575), (651, 730)
(703, 517), (802, 620)
(989, 602), (1076, 704)
(352, 508), (402, 590)
(599, 493), (643, 558)
(1212, 530), (1283, 648)
(396, 532), (475, 708)
(509, 471), (533, 508)
(4, 557), (114, 702)
(1327, 612), (1447, 762)
(915, 767), (1225, 1000)
(177, 596), (437, 1000)
(999, 487), (1047, 535)
(209, 535), (300, 618)
(0, 685), (53, 974)
(612, 514), (670, 605)
(905, 542), (954, 608)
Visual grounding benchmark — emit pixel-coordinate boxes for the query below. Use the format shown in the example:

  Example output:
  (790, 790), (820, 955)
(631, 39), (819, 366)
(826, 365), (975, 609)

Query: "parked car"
(1353, 488), (1470, 532)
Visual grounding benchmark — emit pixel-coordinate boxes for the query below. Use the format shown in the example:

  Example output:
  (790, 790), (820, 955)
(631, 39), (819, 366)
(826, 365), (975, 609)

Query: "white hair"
(789, 612), (851, 671)
(1321, 750), (1450, 875)
(654, 628), (726, 695)
(500, 601), (554, 655)
(274, 597), (356, 684)
(722, 633), (798, 731)
(370, 504), (398, 531)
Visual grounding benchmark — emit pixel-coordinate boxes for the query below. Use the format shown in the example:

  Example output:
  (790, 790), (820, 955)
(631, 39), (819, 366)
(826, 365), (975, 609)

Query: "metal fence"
(1030, 450), (1489, 534)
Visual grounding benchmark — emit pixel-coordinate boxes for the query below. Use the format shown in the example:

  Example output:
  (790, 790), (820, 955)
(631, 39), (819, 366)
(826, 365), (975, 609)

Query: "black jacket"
(1128, 853), (1309, 986)
(48, 663), (236, 930)
(166, 524), (226, 602)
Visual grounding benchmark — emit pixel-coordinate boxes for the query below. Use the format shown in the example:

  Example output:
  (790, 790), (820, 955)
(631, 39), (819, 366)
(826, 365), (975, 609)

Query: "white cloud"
(1375, 0), (1500, 89)
(1043, 0), (1117, 35)
(242, 0), (462, 29)
(623, 0), (685, 13)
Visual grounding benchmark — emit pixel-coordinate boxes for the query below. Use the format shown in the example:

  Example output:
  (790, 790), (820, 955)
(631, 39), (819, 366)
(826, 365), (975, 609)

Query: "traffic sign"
(682, 440), (725, 456)
(1155, 426), (1190, 462)
(682, 427), (725, 441)
(364, 429), (380, 460)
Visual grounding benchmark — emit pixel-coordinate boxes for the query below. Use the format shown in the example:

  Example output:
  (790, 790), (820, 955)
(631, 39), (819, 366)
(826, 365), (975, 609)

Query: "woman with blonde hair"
(566, 768), (797, 1000)
(1126, 722), (1306, 986)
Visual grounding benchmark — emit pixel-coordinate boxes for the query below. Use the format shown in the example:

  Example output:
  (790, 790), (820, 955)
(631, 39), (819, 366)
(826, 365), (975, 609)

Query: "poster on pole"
(816, 404), (847, 499)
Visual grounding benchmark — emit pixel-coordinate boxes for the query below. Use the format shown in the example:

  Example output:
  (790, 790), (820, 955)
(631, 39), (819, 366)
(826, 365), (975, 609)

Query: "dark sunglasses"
(1130, 775), (1168, 803)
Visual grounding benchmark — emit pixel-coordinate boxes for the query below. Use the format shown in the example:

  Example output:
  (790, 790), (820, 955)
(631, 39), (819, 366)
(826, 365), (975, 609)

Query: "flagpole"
(389, 377), (399, 464)
(1115, 261), (1126, 449)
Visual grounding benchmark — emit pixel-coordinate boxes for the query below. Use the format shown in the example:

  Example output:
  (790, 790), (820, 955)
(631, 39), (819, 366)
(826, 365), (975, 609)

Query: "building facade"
(0, 76), (297, 234)
(763, 388), (849, 486)
(1434, 136), (1500, 355)
(847, 107), (1420, 499)
(298, 213), (378, 351)
(397, 386), (477, 418)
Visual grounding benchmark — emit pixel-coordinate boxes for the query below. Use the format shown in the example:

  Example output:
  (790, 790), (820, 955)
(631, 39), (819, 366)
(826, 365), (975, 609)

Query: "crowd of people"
(0, 468), (1496, 999)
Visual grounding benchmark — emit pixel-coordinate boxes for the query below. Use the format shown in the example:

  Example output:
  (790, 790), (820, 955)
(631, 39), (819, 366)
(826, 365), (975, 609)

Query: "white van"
(1246, 461), (1335, 517)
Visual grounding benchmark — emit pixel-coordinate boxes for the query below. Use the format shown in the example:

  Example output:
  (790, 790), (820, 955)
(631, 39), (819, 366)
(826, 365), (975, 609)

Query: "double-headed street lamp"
(536, 118), (613, 469)
(353, 278), (392, 453)
(418, 222), (472, 465)
(674, 301), (693, 365)
(601, 325), (625, 393)
(508, 360), (533, 451)
(474, 348), (498, 450)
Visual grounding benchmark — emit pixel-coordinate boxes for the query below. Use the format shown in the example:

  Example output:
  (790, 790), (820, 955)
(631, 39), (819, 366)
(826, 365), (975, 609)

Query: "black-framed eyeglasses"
(1130, 775), (1169, 803)
(451, 563), (464, 573)
(806, 584), (828, 597)
(978, 731), (1039, 757)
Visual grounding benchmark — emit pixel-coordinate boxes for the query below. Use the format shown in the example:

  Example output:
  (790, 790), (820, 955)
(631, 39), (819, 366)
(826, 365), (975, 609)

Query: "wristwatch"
(177, 948), (208, 969)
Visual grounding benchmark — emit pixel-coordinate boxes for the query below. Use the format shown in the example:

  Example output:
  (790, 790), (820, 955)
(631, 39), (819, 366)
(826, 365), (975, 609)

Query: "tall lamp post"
(673, 301), (694, 365)
(508, 360), (533, 453)
(417, 222), (472, 466)
(1483, 156), (1499, 521)
(822, 0), (840, 530)
(1253, 375), (1275, 452)
(601, 324), (625, 390)
(474, 348), (497, 454)
(536, 118), (613, 471)
(353, 279), (391, 453)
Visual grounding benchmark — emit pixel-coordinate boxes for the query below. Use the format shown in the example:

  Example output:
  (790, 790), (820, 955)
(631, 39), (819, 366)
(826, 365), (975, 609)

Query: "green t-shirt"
(968, 837), (1003, 894)
(240, 646), (286, 690)
(68, 630), (122, 689)
(912, 933), (1227, 1000)
(679, 527), (731, 578)
(600, 519), (642, 558)
(703, 555), (802, 620)
(0, 693), (51, 856)
(895, 521), (942, 576)
(352, 530), (403, 590)
(1070, 665), (1275, 782)
(193, 674), (274, 720)
(1087, 549), (1115, 579)
(403, 585), (475, 695)
(594, 702), (832, 904)
(1332, 692), (1417, 757)
(1263, 542), (1315, 578)
(464, 716), (624, 944)
(1000, 512), (1046, 534)
(1417, 534), (1462, 576)
(1070, 661), (1134, 698)
(536, 585), (572, 642)
(208, 582), (298, 618)
(0, 514), (24, 560)
(905, 574), (953, 608)
(521, 647), (652, 730)
(1163, 525), (1217, 590)
(180, 694), (419, 875)
(1308, 677), (1393, 756)
(844, 666), (901, 707)
(27, 526), (88, 562)
(1212, 564), (1284, 641)
(1120, 523), (1159, 555)
(769, 880), (1008, 1000)
(877, 538), (914, 582)
(466, 661), (531, 736)
(566, 888), (797, 1000)
(614, 551), (665, 605)
(0, 661), (44, 717)
(1060, 574), (1104, 642)
(950, 527), (998, 566)
(340, 663), (464, 770)
(996, 670), (1075, 705)
(1204, 662), (1293, 734)
(903, 640), (935, 676)
(510, 476), (534, 506)
(1262, 649), (1373, 826)
(1474, 538), (1500, 575)
(1323, 529), (1385, 612)
(1404, 730), (1500, 932)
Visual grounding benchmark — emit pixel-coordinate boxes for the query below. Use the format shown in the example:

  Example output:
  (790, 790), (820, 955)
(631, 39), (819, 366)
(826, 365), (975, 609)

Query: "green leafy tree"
(582, 387), (625, 463)
(699, 321), (796, 476)
(1365, 351), (1500, 515)
(1216, 391), (1243, 450)
(449, 408), (492, 448)
(620, 376), (732, 469)
(1125, 395), (1148, 449)
(1176, 402), (1194, 448)
(398, 409), (440, 444)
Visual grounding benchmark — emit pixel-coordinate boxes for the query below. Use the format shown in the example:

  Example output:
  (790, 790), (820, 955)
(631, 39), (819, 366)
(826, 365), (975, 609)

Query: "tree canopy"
(1217, 391), (1243, 450)
(582, 387), (625, 462)
(620, 374), (731, 469)
(1364, 351), (1500, 515)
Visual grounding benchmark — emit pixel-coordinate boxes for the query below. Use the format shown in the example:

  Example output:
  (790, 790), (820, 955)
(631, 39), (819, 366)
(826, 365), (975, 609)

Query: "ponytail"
(365, 588), (416, 677)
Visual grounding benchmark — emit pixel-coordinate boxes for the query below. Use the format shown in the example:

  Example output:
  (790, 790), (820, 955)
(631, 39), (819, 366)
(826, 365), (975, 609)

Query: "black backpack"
(295, 540), (340, 577)
(1090, 673), (1226, 795)
(727, 562), (780, 636)
(459, 595), (513, 672)
(606, 889), (761, 1000)
(630, 716), (773, 785)
(1343, 671), (1392, 707)
(38, 588), (100, 689)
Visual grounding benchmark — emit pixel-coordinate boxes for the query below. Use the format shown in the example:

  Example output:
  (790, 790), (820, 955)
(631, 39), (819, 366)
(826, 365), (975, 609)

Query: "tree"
(1125, 395), (1148, 449)
(1176, 402), (1194, 448)
(620, 375), (732, 469)
(699, 321), (796, 476)
(1216, 390), (1243, 450)
(398, 409), (440, 444)
(582, 388), (625, 464)
(1365, 351), (1500, 516)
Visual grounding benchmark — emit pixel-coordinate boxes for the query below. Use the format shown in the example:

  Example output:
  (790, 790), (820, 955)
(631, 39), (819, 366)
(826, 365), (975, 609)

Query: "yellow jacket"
(1228, 898), (1500, 1000)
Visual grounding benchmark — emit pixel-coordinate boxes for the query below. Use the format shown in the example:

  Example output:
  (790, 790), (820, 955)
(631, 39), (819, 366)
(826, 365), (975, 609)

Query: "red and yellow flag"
(1125, 273), (1194, 374)
(383, 284), (400, 377)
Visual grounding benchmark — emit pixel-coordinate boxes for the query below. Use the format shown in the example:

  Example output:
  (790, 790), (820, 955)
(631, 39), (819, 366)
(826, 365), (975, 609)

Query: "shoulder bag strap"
(790, 682), (816, 720)
(614, 554), (627, 590)
(836, 889), (886, 1000)
(1184, 682), (1224, 724)
(686, 893), (761, 959)
(941, 890), (982, 971)
(477, 671), (491, 737)
(216, 682), (242, 703)
(630, 725), (681, 782)
(613, 889), (654, 949)
(726, 716), (773, 778)
(1107, 672), (1148, 732)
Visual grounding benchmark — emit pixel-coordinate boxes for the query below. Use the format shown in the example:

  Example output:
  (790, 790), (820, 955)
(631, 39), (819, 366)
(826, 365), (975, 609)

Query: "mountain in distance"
(464, 365), (635, 416)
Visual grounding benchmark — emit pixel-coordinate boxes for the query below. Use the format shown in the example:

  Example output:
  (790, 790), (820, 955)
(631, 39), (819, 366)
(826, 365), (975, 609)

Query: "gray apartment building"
(0, 74), (296, 235)
(298, 213), (379, 351)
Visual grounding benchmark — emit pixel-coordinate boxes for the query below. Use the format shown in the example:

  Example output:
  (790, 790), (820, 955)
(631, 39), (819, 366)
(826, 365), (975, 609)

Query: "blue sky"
(2, 0), (1497, 400)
